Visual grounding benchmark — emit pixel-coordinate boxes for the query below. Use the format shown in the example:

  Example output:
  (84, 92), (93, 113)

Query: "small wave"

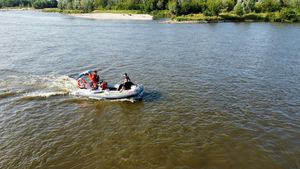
(0, 90), (27, 99)
(0, 91), (16, 99)
(110, 98), (136, 103)
(23, 91), (67, 98)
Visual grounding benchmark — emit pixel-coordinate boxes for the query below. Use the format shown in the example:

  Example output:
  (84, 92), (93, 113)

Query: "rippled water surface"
(0, 11), (300, 169)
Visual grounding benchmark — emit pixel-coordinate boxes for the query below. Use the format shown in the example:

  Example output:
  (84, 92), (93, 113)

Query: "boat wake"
(0, 74), (77, 100)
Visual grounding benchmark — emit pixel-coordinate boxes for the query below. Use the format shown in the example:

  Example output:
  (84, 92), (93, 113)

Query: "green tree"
(279, 7), (299, 22)
(72, 0), (80, 9)
(141, 0), (159, 12)
(206, 0), (222, 16)
(234, 2), (244, 15)
(81, 0), (94, 12)
(49, 0), (57, 7)
(290, 0), (300, 7)
(223, 0), (237, 12)
(95, 0), (107, 8)
(168, 0), (180, 15)
(241, 0), (255, 13)
(32, 0), (57, 9)
(180, 0), (204, 14)
(58, 0), (69, 9)
(157, 0), (167, 10)
(255, 0), (281, 12)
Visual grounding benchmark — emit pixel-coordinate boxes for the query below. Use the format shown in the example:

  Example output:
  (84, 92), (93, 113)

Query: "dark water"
(0, 10), (300, 169)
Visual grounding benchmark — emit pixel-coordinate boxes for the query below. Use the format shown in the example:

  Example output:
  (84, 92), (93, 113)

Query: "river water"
(0, 10), (299, 169)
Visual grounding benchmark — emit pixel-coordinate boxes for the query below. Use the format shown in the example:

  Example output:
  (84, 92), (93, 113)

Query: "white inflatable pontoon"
(72, 83), (144, 100)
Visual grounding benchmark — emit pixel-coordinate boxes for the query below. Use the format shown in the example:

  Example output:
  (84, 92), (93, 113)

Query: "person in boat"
(88, 70), (100, 90)
(118, 73), (134, 92)
(123, 73), (131, 82)
(77, 77), (88, 89)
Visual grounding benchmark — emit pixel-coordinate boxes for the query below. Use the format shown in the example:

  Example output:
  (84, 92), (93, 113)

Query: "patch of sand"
(70, 13), (153, 20)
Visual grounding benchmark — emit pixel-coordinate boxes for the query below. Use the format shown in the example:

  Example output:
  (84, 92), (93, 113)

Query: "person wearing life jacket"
(88, 70), (100, 90)
(77, 77), (87, 89)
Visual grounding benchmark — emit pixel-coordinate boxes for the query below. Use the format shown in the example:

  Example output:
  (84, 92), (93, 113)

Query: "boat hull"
(72, 84), (144, 100)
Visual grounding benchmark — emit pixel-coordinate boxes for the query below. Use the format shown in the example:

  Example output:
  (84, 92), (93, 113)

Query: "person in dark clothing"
(123, 81), (134, 90)
(123, 73), (131, 82)
(118, 73), (134, 92)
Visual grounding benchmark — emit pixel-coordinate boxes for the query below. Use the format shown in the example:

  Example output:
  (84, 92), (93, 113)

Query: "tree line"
(1, 0), (300, 16)
(58, 0), (300, 14)
(0, 0), (56, 8)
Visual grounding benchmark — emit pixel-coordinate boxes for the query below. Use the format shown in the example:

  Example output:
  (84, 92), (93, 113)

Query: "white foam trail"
(42, 75), (78, 93)
(23, 91), (67, 98)
(1, 74), (78, 99)
(84, 96), (136, 103)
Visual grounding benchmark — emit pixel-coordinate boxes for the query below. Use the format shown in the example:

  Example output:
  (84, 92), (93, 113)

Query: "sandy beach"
(69, 13), (153, 20)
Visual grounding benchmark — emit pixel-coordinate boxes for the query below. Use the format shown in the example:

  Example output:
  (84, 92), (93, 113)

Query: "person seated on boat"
(77, 77), (88, 89)
(100, 81), (108, 90)
(88, 70), (100, 90)
(118, 73), (134, 92)
(123, 73), (131, 82)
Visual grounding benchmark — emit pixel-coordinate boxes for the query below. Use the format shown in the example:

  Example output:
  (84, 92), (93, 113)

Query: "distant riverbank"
(42, 8), (300, 23)
(169, 11), (300, 23)
(1, 0), (300, 23)
(41, 8), (167, 20)
(1, 7), (299, 23)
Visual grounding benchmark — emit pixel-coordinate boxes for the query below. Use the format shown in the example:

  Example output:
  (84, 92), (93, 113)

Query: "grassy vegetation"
(243, 13), (269, 21)
(173, 10), (300, 23)
(174, 13), (220, 22)
(219, 12), (269, 22)
(43, 9), (85, 13)
(151, 10), (171, 19)
(42, 8), (61, 12)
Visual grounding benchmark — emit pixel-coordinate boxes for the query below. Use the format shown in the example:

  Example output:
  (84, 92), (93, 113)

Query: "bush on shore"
(174, 13), (220, 22)
(279, 7), (299, 22)
(32, 0), (56, 9)
(175, 11), (300, 23)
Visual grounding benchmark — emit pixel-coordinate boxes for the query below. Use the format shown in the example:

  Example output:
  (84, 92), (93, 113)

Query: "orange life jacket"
(88, 73), (100, 90)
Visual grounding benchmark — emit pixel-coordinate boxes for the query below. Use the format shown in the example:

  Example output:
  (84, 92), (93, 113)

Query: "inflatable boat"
(72, 83), (144, 100)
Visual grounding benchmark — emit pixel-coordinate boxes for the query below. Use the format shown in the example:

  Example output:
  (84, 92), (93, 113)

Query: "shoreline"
(163, 20), (219, 24)
(69, 13), (153, 20)
(1, 8), (298, 23)
(0, 8), (35, 11)
(162, 20), (260, 24)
